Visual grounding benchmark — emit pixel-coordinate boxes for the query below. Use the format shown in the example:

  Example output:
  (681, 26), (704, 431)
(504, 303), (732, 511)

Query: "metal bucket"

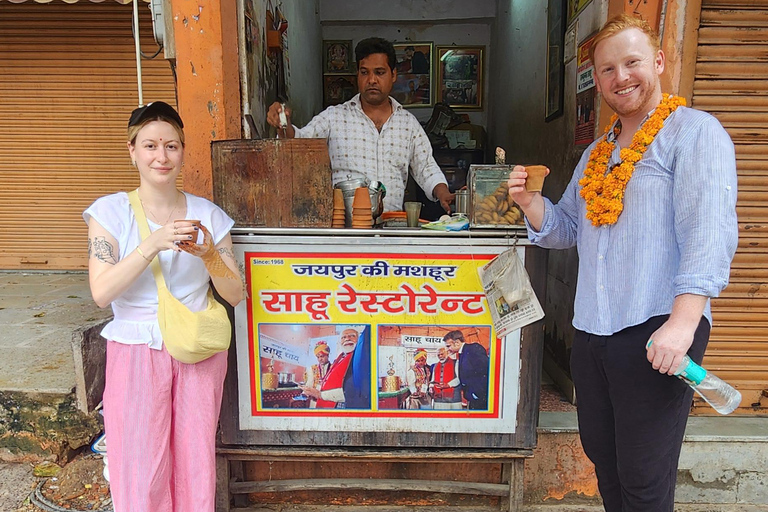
(335, 178), (385, 227)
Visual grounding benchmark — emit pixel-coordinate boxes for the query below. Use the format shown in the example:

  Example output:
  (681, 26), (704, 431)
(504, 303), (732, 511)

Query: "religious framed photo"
(392, 42), (434, 108)
(323, 40), (353, 74)
(545, 0), (567, 121)
(323, 74), (357, 107)
(436, 46), (484, 110)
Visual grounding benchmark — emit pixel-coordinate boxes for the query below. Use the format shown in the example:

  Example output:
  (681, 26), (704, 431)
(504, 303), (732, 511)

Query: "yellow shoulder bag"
(128, 189), (231, 364)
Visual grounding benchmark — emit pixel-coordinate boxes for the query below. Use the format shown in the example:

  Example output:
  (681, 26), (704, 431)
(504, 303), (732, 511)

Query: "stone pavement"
(0, 271), (111, 462)
(0, 462), (36, 511)
(0, 272), (111, 395)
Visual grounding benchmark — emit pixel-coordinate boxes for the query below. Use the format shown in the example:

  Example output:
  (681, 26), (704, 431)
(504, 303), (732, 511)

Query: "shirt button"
(600, 286), (605, 290)
(598, 255), (604, 260)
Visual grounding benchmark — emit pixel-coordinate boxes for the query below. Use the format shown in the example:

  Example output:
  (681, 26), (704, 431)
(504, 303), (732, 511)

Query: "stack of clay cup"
(351, 187), (373, 229)
(332, 189), (346, 228)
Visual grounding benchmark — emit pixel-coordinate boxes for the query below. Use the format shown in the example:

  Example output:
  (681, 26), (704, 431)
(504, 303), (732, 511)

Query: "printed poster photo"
(392, 42), (433, 107)
(377, 325), (491, 411)
(257, 324), (371, 410)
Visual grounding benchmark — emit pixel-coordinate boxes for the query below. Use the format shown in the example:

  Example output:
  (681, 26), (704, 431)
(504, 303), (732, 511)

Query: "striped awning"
(1, 0), (147, 3)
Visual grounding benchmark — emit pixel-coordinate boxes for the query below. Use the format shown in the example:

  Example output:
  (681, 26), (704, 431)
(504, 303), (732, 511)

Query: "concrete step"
(0, 272), (110, 462)
(530, 412), (768, 508)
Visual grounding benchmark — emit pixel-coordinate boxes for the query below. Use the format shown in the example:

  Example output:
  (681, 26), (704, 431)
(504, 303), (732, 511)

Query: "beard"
(340, 342), (356, 354)
(603, 83), (662, 121)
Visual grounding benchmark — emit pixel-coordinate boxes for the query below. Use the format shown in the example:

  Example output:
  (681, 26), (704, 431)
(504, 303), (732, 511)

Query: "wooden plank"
(211, 138), (333, 228)
(222, 506), (495, 512)
(217, 446), (532, 462)
(229, 478), (509, 497)
(215, 455), (231, 512)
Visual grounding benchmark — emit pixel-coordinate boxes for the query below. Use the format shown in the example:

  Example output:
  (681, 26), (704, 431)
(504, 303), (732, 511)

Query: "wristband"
(136, 246), (152, 262)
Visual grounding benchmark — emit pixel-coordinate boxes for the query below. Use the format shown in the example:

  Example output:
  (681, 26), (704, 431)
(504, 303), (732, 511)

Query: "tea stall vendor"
(266, 37), (453, 213)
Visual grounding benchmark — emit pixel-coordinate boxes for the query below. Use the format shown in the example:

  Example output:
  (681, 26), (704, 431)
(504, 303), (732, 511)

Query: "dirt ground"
(10, 453), (110, 512)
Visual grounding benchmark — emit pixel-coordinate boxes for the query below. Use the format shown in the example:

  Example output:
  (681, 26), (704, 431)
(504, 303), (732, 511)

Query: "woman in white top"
(84, 101), (242, 512)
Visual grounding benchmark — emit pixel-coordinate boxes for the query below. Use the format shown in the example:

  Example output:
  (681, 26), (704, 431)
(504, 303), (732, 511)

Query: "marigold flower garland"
(579, 94), (686, 226)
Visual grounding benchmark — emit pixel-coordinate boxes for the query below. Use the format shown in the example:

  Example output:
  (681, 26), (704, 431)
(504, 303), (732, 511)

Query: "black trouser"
(571, 315), (709, 512)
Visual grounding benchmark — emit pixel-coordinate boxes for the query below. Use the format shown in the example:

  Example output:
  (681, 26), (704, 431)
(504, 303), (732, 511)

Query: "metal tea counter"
(217, 227), (546, 512)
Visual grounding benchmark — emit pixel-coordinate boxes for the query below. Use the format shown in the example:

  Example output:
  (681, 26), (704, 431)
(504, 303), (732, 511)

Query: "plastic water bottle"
(674, 355), (742, 415)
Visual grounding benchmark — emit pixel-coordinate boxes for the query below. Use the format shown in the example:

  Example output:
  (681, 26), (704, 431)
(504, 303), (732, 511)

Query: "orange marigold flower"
(579, 94), (685, 227)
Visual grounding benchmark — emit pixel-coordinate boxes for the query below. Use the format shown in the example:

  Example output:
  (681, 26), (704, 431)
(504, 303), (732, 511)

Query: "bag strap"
(127, 189), (169, 291)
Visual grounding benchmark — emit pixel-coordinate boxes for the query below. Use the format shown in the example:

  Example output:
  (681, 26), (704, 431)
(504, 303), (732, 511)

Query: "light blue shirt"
(528, 106), (738, 336)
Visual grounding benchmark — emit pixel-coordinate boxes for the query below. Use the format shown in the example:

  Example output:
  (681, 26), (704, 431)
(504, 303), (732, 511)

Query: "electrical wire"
(30, 479), (113, 512)
(129, 15), (164, 59)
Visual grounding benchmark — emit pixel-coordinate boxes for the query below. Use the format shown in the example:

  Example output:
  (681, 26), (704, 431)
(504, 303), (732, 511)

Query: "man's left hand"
(433, 183), (455, 213)
(646, 320), (697, 376)
(646, 294), (708, 375)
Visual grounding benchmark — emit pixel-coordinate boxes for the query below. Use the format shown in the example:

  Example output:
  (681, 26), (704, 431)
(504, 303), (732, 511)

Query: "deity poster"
(234, 246), (522, 434)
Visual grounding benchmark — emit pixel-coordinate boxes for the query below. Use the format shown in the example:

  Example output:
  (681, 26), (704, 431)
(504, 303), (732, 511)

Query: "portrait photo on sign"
(323, 40), (353, 74)
(323, 74), (358, 107)
(392, 42), (433, 107)
(377, 325), (492, 412)
(437, 46), (484, 109)
(256, 323), (372, 411)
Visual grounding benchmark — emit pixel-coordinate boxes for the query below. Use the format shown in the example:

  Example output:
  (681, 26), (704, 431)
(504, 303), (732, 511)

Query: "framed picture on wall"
(436, 46), (484, 110)
(323, 40), (353, 74)
(545, 0), (566, 121)
(392, 42), (433, 108)
(323, 74), (358, 107)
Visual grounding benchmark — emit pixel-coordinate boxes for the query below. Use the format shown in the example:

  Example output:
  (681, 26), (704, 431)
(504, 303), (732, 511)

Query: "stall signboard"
(235, 245), (522, 434)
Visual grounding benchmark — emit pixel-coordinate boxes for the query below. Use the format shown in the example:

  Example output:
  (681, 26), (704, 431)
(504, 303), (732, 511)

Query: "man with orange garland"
(507, 14), (737, 512)
(300, 327), (371, 409)
(303, 341), (331, 408)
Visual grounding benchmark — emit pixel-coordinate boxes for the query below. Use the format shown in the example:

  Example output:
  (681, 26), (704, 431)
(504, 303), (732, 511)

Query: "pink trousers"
(103, 341), (228, 512)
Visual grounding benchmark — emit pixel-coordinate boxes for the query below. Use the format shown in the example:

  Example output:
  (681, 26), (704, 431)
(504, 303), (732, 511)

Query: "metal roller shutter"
(0, 1), (176, 269)
(693, 0), (768, 414)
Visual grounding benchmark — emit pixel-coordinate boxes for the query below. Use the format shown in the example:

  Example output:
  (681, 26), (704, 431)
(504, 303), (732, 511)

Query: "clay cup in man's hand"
(524, 165), (549, 193)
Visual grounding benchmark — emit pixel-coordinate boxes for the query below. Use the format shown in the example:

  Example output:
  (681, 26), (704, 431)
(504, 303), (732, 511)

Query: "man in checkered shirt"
(267, 37), (454, 213)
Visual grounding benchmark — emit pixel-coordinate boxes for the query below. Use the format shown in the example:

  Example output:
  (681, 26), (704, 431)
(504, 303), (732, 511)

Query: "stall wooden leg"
(230, 460), (250, 507)
(501, 459), (525, 511)
(216, 454), (231, 512)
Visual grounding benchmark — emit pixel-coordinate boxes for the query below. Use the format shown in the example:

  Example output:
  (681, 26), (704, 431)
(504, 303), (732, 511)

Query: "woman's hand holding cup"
(175, 220), (213, 258)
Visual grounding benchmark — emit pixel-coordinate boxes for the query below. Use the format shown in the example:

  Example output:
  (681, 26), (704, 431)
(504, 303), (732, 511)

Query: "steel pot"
(277, 372), (294, 385)
(334, 178), (386, 227)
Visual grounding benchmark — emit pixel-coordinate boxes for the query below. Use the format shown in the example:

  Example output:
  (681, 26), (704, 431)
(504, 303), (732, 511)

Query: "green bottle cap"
(678, 359), (707, 386)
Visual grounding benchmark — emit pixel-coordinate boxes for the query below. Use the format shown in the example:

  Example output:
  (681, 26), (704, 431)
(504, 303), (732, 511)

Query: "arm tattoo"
(89, 236), (118, 265)
(217, 247), (236, 261)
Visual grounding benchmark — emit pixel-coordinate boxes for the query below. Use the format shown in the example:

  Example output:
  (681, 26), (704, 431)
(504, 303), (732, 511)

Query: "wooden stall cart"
(216, 228), (546, 511)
